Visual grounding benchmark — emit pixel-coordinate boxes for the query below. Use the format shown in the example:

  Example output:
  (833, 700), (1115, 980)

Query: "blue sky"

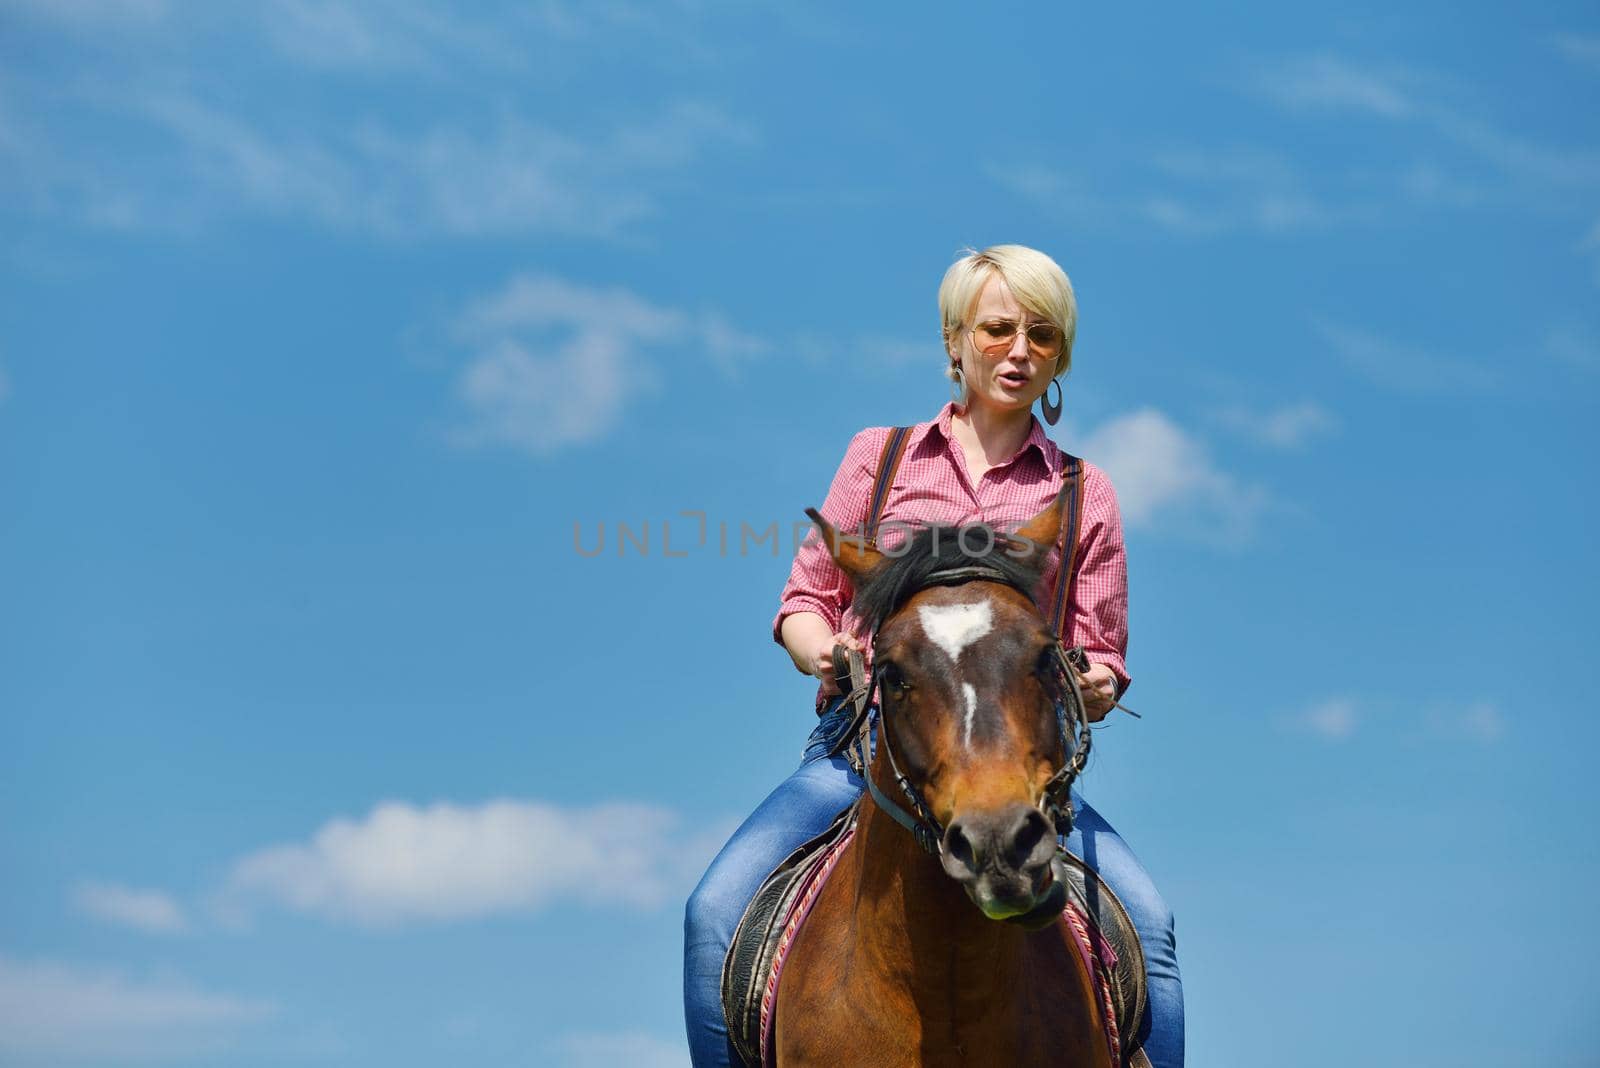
(1, 2), (1597, 1065)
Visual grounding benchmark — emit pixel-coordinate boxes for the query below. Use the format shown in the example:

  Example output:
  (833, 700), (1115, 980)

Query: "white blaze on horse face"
(916, 601), (993, 663)
(918, 601), (993, 750)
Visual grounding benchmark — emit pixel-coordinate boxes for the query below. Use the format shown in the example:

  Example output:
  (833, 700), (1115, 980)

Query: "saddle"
(720, 795), (1149, 1067)
(721, 800), (860, 1068)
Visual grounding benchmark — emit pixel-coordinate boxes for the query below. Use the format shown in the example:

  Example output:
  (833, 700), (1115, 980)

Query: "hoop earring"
(950, 366), (967, 408)
(1040, 378), (1063, 425)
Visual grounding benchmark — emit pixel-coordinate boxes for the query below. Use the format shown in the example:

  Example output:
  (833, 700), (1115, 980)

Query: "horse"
(772, 487), (1120, 1068)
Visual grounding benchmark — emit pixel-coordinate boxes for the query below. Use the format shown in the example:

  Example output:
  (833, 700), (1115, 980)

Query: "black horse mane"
(851, 522), (1049, 634)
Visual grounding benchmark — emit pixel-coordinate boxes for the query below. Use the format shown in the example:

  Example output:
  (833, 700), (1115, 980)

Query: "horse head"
(806, 484), (1087, 927)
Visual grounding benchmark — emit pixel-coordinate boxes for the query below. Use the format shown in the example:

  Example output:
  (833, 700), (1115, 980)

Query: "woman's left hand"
(1079, 663), (1118, 723)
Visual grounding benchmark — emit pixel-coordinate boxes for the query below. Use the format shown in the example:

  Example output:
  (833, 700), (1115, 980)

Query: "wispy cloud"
(1066, 407), (1269, 546)
(1553, 32), (1600, 73)
(3, 66), (750, 238)
(446, 273), (766, 455)
(1313, 318), (1500, 396)
(0, 954), (273, 1060)
(1288, 697), (1359, 740)
(219, 797), (727, 926)
(7, 0), (736, 76)
(1283, 697), (1507, 743)
(143, 95), (746, 237)
(1546, 322), (1600, 372)
(1251, 54), (1418, 119)
(252, 0), (527, 74)
(1427, 700), (1506, 743)
(1583, 219), (1600, 288)
(561, 1031), (691, 1068)
(2, 0), (169, 25)
(1212, 400), (1339, 449)
(72, 882), (189, 934)
(988, 152), (1361, 238)
(1144, 145), (1365, 233)
(1253, 53), (1600, 190)
(1394, 160), (1488, 209)
(790, 332), (938, 372)
(1005, 50), (1597, 240)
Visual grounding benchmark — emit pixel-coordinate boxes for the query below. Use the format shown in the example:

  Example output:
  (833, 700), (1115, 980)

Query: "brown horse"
(774, 489), (1116, 1068)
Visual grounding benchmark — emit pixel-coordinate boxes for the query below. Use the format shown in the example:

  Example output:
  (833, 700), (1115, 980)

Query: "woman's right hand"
(808, 632), (866, 696)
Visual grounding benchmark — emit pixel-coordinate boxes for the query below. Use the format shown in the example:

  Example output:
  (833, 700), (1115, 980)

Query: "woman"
(683, 245), (1184, 1067)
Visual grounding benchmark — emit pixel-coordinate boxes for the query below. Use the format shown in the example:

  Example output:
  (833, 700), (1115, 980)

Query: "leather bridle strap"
(856, 701), (946, 857)
(830, 647), (948, 856)
(1038, 639), (1095, 834)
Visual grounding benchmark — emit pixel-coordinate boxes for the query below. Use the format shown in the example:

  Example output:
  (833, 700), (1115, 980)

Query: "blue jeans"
(683, 697), (1184, 1068)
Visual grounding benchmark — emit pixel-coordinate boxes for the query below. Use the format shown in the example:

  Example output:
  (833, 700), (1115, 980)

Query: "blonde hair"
(938, 244), (1077, 380)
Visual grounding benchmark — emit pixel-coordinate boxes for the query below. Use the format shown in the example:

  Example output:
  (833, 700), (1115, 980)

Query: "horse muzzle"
(939, 803), (1059, 922)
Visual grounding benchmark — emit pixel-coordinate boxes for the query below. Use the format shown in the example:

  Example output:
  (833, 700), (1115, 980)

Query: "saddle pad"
(757, 825), (856, 1066)
(1057, 846), (1149, 1063)
(1063, 892), (1125, 1064)
(721, 802), (859, 1068)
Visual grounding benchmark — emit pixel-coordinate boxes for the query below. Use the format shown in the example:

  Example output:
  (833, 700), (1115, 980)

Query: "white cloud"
(1291, 698), (1359, 740)
(1213, 401), (1338, 449)
(73, 882), (189, 934)
(252, 1), (728, 75)
(253, 0), (520, 73)
(145, 95), (747, 238)
(1254, 53), (1600, 190)
(1396, 160), (1487, 209)
(446, 273), (763, 455)
(699, 312), (773, 378)
(7, 74), (748, 238)
(561, 1031), (691, 1068)
(1553, 32), (1600, 72)
(457, 273), (687, 341)
(1429, 701), (1506, 743)
(1253, 54), (1416, 119)
(1001, 53), (1595, 239)
(1068, 408), (1268, 545)
(0, 954), (272, 1060)
(1547, 323), (1600, 372)
(1142, 146), (1365, 234)
(2, 0), (169, 25)
(1583, 219), (1600, 288)
(221, 797), (725, 926)
(989, 153), (1361, 238)
(1314, 318), (1499, 396)
(791, 333), (935, 371)
(451, 334), (635, 454)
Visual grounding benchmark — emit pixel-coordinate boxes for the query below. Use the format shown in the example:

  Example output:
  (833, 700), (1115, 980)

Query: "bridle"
(835, 563), (1095, 860)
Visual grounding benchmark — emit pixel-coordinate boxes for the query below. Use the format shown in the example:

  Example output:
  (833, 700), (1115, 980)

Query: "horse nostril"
(943, 819), (978, 874)
(1003, 808), (1051, 873)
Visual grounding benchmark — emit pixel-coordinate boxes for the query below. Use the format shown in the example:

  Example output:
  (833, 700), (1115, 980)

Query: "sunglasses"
(970, 318), (1064, 356)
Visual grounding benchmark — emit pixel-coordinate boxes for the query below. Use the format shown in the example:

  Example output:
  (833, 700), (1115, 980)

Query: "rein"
(833, 563), (1097, 860)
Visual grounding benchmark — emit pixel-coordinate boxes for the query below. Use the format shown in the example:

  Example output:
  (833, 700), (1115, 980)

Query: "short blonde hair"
(939, 244), (1077, 379)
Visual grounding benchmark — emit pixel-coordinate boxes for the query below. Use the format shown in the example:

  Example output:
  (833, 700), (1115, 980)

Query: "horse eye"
(881, 662), (912, 696)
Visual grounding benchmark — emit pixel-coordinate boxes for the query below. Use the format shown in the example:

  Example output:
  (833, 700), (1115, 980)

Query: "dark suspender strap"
(866, 426), (913, 545)
(1048, 455), (1087, 639)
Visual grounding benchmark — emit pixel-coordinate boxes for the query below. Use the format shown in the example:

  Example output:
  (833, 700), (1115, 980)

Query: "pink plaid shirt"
(773, 401), (1131, 714)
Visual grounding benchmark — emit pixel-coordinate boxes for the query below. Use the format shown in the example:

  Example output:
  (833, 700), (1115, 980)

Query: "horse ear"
(804, 507), (885, 585)
(1005, 483), (1067, 576)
